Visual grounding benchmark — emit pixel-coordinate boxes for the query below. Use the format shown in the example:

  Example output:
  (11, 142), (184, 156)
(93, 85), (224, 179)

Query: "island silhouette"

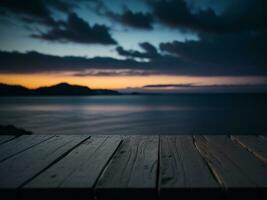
(0, 82), (120, 96)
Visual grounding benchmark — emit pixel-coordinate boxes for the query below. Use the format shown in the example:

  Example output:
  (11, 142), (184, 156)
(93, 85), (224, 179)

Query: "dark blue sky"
(0, 0), (266, 91)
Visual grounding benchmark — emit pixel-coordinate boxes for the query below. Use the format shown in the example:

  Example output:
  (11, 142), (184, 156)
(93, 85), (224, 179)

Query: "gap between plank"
(0, 135), (21, 145)
(192, 136), (225, 188)
(230, 136), (267, 165)
(92, 136), (123, 190)
(18, 136), (91, 189)
(0, 135), (55, 163)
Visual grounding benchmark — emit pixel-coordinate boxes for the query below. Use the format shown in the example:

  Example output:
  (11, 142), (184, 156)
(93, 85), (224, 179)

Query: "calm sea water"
(0, 94), (266, 135)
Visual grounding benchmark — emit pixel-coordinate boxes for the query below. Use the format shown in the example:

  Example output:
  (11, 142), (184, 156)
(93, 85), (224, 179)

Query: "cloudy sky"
(0, 0), (266, 92)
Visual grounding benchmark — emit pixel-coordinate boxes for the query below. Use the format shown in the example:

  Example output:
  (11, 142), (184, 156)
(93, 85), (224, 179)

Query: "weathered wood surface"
(0, 135), (89, 188)
(194, 136), (267, 186)
(159, 136), (220, 199)
(23, 135), (121, 200)
(231, 135), (267, 164)
(0, 135), (53, 162)
(0, 135), (16, 145)
(0, 135), (266, 200)
(96, 136), (159, 200)
(194, 136), (267, 199)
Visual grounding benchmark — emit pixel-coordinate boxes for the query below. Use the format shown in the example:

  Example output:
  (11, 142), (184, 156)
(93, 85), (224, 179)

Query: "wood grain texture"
(160, 136), (218, 188)
(0, 135), (266, 200)
(0, 135), (53, 162)
(195, 136), (267, 187)
(96, 136), (159, 200)
(231, 135), (267, 164)
(0, 135), (89, 189)
(22, 136), (121, 200)
(0, 135), (16, 145)
(159, 136), (220, 200)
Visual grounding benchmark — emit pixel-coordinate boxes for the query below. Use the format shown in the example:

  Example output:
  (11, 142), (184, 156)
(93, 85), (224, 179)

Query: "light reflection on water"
(0, 94), (266, 135)
(2, 104), (193, 112)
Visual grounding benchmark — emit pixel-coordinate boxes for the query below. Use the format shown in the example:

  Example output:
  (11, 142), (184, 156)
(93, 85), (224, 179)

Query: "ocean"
(0, 94), (266, 135)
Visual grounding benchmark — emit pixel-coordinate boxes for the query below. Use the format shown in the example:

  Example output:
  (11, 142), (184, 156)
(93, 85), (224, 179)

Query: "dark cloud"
(106, 9), (153, 30)
(73, 69), (153, 76)
(221, 0), (267, 32)
(84, 0), (154, 30)
(0, 50), (144, 74)
(0, 0), (267, 78)
(46, 0), (75, 13)
(31, 13), (117, 45)
(144, 84), (195, 88)
(0, 0), (73, 27)
(116, 31), (267, 77)
(139, 42), (158, 55)
(116, 46), (148, 59)
(146, 0), (222, 33)
(1, 0), (266, 35)
(147, 0), (267, 33)
(159, 32), (267, 74)
(116, 42), (159, 59)
(1, 45), (267, 77)
(0, 0), (116, 45)
(144, 83), (267, 88)
(142, 83), (267, 93)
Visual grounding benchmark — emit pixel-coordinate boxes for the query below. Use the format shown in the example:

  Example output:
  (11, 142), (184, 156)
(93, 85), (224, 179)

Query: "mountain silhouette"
(0, 82), (120, 96)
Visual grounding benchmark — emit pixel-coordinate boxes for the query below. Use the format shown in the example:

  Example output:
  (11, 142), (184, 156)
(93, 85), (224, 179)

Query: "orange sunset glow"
(1, 74), (266, 90)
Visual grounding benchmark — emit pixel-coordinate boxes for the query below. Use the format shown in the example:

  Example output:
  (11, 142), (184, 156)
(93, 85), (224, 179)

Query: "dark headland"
(0, 82), (120, 96)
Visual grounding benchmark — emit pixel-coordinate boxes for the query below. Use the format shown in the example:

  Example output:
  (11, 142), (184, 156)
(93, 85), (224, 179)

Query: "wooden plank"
(194, 136), (267, 199)
(159, 136), (220, 200)
(231, 136), (267, 165)
(22, 135), (121, 200)
(0, 135), (89, 190)
(0, 135), (17, 145)
(95, 136), (159, 200)
(0, 135), (53, 162)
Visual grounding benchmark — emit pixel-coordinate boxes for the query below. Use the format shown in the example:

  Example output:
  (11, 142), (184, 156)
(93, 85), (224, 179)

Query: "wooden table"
(0, 135), (266, 200)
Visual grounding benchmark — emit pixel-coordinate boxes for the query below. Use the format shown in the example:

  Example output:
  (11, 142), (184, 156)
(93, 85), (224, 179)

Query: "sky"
(0, 0), (266, 92)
